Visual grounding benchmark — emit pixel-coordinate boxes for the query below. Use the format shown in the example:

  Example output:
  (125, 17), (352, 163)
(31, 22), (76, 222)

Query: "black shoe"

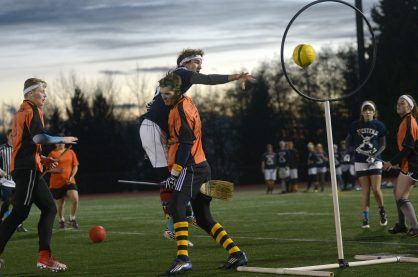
(361, 219), (370, 229)
(379, 209), (388, 226)
(219, 251), (248, 269)
(406, 228), (418, 237)
(388, 223), (407, 234)
(165, 258), (192, 275)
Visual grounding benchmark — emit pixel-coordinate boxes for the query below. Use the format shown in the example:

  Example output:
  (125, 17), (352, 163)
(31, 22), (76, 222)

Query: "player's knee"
(397, 197), (410, 207)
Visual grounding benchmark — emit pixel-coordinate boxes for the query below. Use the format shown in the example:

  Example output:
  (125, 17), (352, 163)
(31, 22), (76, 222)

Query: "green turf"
(2, 187), (418, 276)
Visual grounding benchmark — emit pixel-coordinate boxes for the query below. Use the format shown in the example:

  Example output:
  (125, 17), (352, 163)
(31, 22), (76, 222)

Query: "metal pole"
(324, 101), (345, 262)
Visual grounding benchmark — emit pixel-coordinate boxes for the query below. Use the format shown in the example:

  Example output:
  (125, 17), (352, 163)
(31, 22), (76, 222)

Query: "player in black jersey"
(261, 144), (277, 194)
(139, 49), (254, 243)
(347, 101), (387, 228)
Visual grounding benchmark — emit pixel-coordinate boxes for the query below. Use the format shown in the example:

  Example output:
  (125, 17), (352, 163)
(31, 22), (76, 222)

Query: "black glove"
(162, 175), (178, 190)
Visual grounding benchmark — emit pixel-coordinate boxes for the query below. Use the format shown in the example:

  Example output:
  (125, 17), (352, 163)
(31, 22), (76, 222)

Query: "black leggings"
(169, 191), (216, 234)
(0, 169), (57, 254)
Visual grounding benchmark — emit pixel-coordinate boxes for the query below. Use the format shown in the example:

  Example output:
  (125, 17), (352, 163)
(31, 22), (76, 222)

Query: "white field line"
(51, 228), (418, 247)
(276, 212), (333, 216)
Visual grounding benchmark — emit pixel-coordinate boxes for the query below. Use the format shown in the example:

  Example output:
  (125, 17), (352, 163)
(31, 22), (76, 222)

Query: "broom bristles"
(200, 180), (234, 200)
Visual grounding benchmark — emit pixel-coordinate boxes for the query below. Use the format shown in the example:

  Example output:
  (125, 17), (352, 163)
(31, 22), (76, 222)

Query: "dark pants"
(0, 186), (14, 220)
(0, 169), (57, 254)
(168, 162), (216, 234)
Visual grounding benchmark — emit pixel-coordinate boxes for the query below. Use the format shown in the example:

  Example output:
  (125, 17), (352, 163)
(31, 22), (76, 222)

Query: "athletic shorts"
(355, 161), (383, 177)
(139, 119), (168, 168)
(341, 164), (356, 176)
(308, 167), (317, 175)
(0, 178), (16, 188)
(264, 169), (277, 181)
(175, 161), (211, 199)
(400, 171), (418, 182)
(278, 167), (290, 180)
(335, 166), (342, 176)
(50, 184), (78, 200)
(289, 168), (298, 180)
(318, 166), (327, 173)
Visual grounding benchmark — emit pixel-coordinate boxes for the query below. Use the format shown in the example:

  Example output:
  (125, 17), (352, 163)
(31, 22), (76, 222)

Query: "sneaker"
(361, 219), (370, 229)
(379, 209), (388, 226)
(163, 230), (175, 241)
(68, 219), (79, 229)
(17, 224), (28, 232)
(59, 220), (65, 230)
(406, 228), (418, 238)
(388, 223), (408, 234)
(37, 256), (67, 272)
(165, 258), (192, 275)
(163, 230), (194, 247)
(219, 251), (248, 269)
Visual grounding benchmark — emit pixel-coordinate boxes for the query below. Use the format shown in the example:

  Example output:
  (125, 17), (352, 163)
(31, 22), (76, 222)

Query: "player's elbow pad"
(33, 134), (64, 145)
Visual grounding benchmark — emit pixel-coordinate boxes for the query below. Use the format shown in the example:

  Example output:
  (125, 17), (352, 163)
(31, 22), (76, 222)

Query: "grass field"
(1, 186), (418, 276)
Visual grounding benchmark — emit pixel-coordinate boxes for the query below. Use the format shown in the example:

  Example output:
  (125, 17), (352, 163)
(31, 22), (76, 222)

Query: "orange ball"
(89, 226), (107, 243)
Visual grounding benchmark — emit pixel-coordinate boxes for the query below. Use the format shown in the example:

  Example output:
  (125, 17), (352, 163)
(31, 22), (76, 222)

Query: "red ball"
(89, 226), (107, 243)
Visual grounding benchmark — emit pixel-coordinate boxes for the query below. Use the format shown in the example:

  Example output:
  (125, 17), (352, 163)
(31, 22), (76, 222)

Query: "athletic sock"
(167, 217), (174, 233)
(210, 223), (240, 255)
(396, 200), (406, 226)
(363, 211), (369, 220)
(399, 199), (418, 229)
(69, 215), (76, 221)
(39, 250), (51, 260)
(174, 221), (189, 261)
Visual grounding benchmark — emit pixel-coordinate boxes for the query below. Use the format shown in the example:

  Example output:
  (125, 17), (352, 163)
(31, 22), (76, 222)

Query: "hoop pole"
(324, 101), (344, 260)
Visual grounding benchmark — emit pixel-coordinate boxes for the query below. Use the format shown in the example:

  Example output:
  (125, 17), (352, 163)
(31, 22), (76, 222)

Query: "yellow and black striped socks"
(210, 223), (240, 254)
(174, 221), (189, 260)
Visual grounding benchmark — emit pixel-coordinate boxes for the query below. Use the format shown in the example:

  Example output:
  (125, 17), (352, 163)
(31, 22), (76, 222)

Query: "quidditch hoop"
(280, 0), (377, 102)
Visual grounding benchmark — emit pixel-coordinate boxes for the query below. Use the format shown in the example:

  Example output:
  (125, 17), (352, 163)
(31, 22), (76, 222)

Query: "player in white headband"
(0, 78), (78, 272)
(346, 100), (388, 228)
(385, 94), (418, 237)
(139, 48), (254, 268)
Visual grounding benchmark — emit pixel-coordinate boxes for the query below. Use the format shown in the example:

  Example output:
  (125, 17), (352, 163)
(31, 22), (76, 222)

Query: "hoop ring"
(280, 0), (376, 102)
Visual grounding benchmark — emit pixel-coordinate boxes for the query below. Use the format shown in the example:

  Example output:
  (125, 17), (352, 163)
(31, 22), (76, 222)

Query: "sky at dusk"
(0, 0), (379, 107)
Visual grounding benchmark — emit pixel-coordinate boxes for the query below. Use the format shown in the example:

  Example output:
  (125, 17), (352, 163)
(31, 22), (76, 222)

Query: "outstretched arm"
(190, 72), (255, 89)
(33, 134), (78, 145)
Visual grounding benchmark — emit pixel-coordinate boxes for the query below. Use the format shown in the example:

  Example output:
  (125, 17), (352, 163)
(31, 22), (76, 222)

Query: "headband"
(23, 83), (46, 95)
(400, 95), (414, 109)
(179, 55), (202, 66)
(361, 101), (375, 111)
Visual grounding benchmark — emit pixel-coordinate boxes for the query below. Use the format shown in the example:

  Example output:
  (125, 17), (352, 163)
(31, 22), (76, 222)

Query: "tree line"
(0, 0), (417, 193)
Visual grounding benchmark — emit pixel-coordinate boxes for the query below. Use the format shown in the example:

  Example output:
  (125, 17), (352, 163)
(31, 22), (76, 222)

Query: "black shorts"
(175, 161), (210, 200)
(50, 184), (78, 200)
(400, 171), (418, 182)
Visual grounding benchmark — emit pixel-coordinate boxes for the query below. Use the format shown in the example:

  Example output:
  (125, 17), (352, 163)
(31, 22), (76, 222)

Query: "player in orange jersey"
(159, 73), (247, 275)
(384, 95), (418, 236)
(0, 78), (77, 272)
(48, 143), (79, 230)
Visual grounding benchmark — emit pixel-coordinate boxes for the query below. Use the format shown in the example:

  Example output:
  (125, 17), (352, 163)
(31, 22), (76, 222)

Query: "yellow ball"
(292, 44), (316, 68)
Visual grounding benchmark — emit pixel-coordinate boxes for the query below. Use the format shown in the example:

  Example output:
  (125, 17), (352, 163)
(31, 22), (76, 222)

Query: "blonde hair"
(158, 72), (182, 93)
